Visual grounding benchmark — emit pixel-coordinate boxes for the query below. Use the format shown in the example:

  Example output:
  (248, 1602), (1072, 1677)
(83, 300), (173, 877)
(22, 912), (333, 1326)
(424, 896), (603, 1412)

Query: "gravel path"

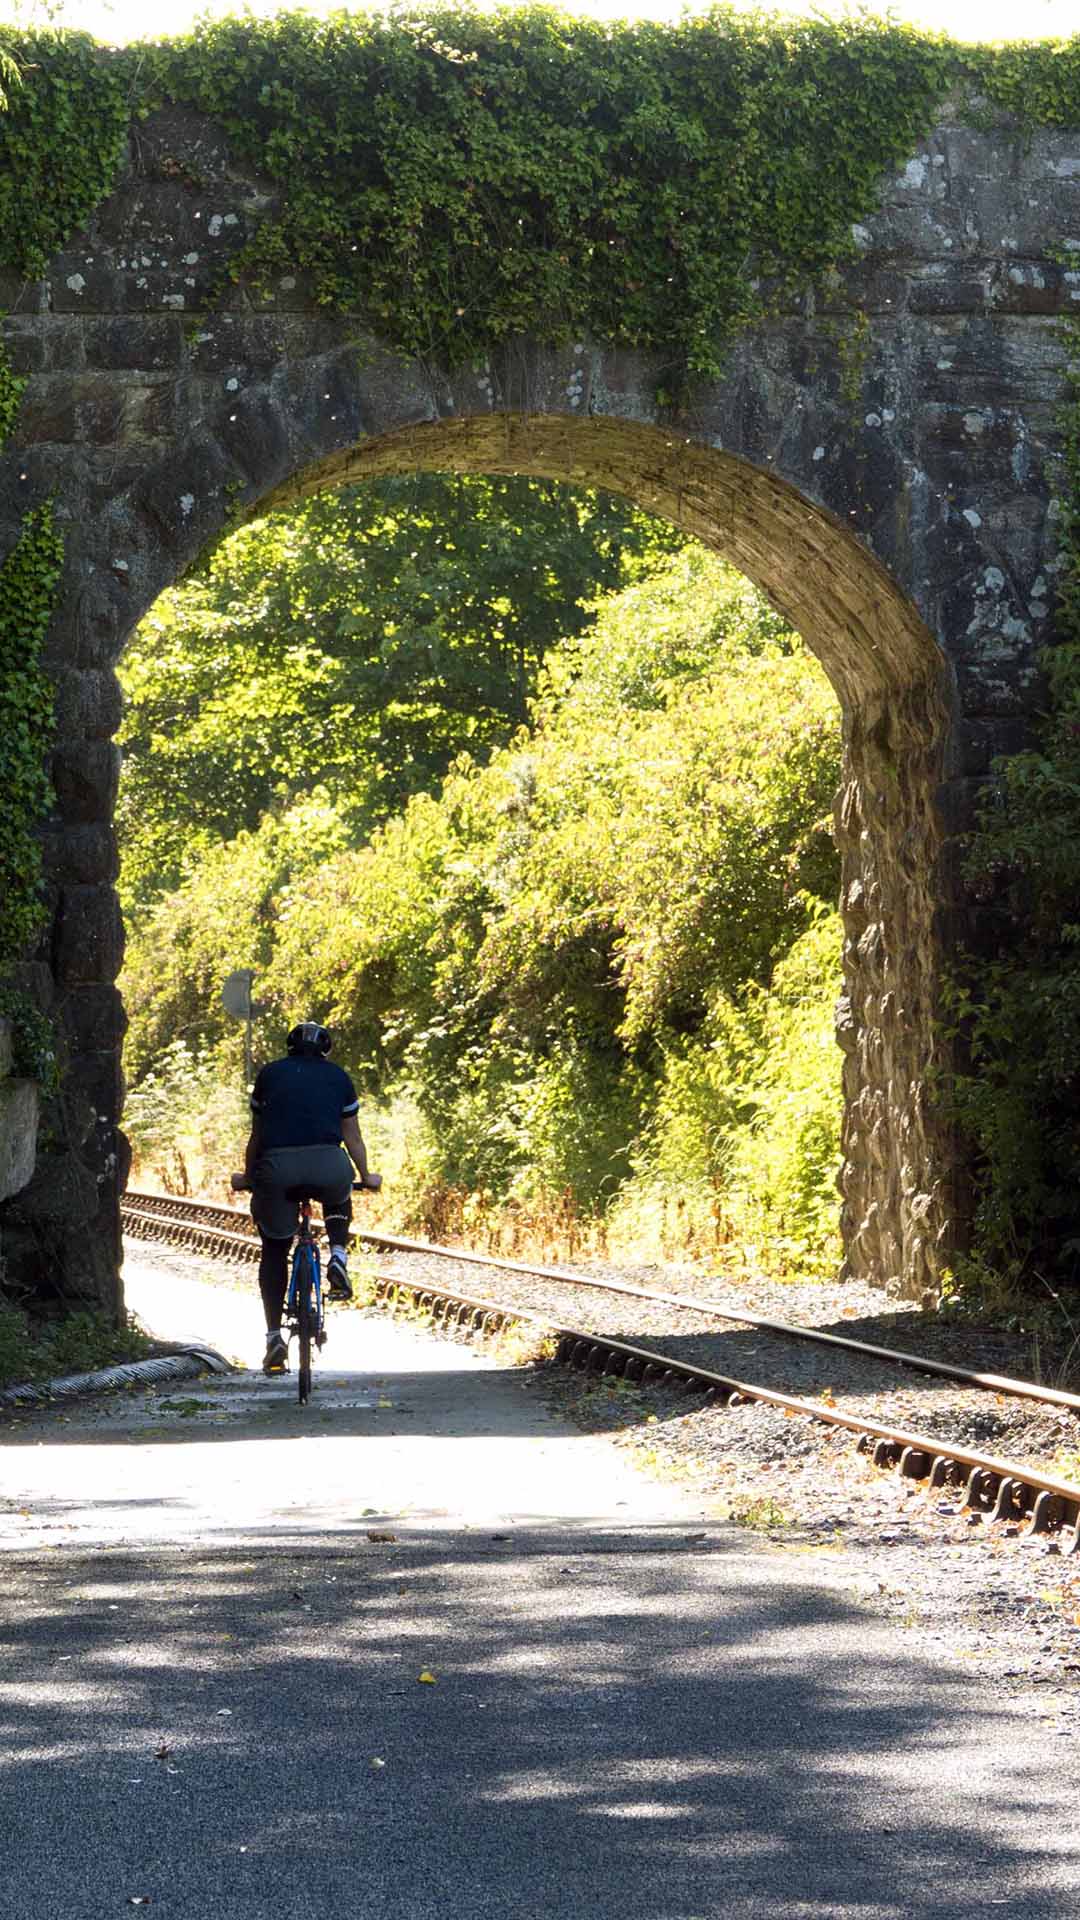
(118, 1231), (1080, 1702)
(367, 1242), (1080, 1703)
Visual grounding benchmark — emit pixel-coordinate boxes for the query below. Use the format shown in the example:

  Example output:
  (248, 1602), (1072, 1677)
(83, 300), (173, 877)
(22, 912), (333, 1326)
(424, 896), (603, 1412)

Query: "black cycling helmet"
(286, 1020), (333, 1058)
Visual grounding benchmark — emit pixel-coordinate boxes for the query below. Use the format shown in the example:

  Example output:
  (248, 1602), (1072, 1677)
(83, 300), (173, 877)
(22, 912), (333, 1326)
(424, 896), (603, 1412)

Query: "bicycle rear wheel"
(296, 1245), (314, 1405)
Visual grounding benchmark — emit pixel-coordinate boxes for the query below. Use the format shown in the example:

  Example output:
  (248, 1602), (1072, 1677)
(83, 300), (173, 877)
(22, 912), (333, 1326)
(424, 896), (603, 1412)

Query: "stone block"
(52, 667), (124, 742)
(951, 715), (1030, 777)
(48, 260), (129, 313)
(56, 987), (128, 1057)
(54, 886), (125, 988)
(0, 324), (46, 375)
(187, 311), (346, 375)
(991, 261), (1066, 315)
(64, 1048), (125, 1122)
(51, 741), (121, 824)
(0, 1079), (39, 1203)
(0, 269), (47, 311)
(83, 316), (185, 371)
(16, 373), (179, 450)
(6, 1144), (100, 1227)
(133, 436), (232, 555)
(41, 825), (120, 888)
(60, 571), (129, 671)
(214, 384), (293, 488)
(908, 267), (993, 315)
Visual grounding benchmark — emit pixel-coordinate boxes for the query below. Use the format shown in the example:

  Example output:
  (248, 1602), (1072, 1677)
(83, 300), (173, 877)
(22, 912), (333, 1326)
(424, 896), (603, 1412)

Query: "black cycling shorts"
(250, 1144), (353, 1242)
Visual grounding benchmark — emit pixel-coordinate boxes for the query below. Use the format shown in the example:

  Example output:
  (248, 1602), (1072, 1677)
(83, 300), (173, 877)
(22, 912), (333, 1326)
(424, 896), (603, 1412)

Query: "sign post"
(220, 969), (268, 1087)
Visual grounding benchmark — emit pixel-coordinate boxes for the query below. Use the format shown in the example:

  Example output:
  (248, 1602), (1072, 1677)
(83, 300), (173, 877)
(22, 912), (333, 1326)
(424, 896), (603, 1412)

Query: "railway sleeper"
(964, 1468), (1001, 1512)
(899, 1447), (933, 1480)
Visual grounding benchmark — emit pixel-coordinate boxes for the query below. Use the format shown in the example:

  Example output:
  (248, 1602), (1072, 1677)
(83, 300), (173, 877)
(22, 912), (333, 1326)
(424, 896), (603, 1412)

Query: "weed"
(727, 1494), (789, 1530)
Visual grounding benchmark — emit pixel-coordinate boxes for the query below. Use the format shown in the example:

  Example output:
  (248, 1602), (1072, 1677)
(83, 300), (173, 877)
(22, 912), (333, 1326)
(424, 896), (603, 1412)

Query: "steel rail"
(370, 1271), (1080, 1550)
(121, 1190), (1080, 1547)
(123, 1187), (1080, 1419)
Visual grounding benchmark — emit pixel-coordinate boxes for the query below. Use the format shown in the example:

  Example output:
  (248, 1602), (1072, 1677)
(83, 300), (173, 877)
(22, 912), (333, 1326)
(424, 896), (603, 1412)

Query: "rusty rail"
(122, 1188), (1080, 1550)
(123, 1187), (1080, 1415)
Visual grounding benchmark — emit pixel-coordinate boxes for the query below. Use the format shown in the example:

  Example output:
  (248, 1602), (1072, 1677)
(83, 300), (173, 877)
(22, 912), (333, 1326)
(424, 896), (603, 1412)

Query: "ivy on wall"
(0, 497), (61, 975)
(0, 12), (1078, 386)
(0, 323), (61, 987)
(0, 29), (129, 281)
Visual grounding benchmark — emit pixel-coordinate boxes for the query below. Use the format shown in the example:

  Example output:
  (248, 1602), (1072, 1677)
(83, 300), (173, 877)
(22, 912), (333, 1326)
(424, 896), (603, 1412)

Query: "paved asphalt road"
(2, 1248), (1079, 1918)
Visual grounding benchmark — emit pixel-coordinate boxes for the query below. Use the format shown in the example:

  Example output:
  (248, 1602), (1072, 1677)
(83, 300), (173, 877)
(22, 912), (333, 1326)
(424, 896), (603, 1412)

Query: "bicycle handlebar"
(230, 1170), (381, 1193)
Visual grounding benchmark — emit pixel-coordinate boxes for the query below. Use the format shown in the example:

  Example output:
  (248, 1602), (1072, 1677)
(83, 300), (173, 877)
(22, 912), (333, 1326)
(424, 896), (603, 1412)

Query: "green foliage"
(0, 27), (129, 278)
(118, 473), (678, 914)
(262, 550), (838, 1235)
(0, 500), (61, 973)
(124, 540), (843, 1268)
(122, 1039), (250, 1195)
(143, 7), (958, 383)
(0, 323), (24, 444)
(3, 15), (1080, 391)
(121, 792), (344, 1081)
(0, 986), (58, 1091)
(0, 1298), (151, 1388)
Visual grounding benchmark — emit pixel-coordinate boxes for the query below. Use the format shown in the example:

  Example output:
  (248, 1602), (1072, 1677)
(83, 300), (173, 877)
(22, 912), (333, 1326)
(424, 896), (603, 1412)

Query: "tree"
(117, 472), (680, 913)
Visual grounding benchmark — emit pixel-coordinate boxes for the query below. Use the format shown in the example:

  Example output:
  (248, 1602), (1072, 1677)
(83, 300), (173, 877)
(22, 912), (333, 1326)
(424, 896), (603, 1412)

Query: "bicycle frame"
(285, 1198), (326, 1406)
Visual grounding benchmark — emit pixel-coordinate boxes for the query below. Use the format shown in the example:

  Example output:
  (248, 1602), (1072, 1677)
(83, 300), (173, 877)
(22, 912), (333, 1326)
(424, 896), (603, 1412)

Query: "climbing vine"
(0, 323), (23, 445)
(0, 321), (61, 997)
(0, 495), (61, 975)
(0, 29), (129, 281)
(0, 13), (1079, 385)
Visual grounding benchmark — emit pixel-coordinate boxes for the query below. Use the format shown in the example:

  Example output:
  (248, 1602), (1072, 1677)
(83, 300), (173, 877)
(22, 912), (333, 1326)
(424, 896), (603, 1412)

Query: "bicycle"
(233, 1172), (381, 1407)
(286, 1193), (325, 1407)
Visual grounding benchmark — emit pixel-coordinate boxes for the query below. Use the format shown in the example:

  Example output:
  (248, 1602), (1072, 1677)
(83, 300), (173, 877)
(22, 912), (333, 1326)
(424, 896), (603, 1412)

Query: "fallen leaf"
(418, 1670), (437, 1685)
(367, 1531), (397, 1544)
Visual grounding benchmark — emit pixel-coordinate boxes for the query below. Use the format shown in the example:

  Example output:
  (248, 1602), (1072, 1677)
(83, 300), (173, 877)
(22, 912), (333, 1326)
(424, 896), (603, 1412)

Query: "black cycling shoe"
(327, 1258), (353, 1303)
(263, 1330), (289, 1374)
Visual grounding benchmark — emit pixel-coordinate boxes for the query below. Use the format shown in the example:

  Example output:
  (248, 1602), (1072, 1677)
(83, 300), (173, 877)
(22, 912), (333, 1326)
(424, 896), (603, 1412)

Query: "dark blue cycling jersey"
(250, 1055), (360, 1152)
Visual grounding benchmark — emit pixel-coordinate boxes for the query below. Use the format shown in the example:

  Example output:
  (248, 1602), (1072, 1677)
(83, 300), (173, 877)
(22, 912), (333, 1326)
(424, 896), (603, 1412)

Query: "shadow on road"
(0, 1528), (1075, 1918)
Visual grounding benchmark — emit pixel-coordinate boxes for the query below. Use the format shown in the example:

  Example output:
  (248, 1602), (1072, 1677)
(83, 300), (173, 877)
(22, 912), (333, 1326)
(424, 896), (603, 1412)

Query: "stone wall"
(2, 99), (1079, 1309)
(0, 1019), (39, 1240)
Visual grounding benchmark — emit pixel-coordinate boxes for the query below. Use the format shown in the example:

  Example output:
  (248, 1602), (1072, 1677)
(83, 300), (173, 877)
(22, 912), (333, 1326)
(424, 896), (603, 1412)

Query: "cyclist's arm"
(341, 1113), (371, 1182)
(243, 1119), (260, 1182)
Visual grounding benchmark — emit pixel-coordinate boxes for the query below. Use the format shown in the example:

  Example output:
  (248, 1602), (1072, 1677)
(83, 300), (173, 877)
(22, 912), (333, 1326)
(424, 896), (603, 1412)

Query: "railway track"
(122, 1186), (1080, 1550)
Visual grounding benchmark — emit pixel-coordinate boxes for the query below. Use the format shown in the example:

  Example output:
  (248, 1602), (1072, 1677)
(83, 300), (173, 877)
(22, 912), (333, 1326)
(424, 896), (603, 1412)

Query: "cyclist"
(232, 1020), (380, 1376)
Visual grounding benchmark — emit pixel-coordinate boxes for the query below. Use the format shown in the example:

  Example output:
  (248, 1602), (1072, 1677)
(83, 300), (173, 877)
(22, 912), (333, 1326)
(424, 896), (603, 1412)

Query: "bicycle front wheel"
(296, 1247), (315, 1406)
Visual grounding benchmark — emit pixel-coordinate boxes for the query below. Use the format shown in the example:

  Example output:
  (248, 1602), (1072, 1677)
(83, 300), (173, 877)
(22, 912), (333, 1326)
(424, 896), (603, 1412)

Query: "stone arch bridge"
(1, 97), (1077, 1313)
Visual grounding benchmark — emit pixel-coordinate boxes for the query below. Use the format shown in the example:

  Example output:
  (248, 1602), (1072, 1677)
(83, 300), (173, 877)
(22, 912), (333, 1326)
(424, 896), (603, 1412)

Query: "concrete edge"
(0, 1345), (234, 1409)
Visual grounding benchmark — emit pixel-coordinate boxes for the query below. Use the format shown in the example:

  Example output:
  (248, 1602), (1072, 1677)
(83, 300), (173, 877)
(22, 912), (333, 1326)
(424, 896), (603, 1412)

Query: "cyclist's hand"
(231, 1171), (252, 1191)
(354, 1171), (382, 1192)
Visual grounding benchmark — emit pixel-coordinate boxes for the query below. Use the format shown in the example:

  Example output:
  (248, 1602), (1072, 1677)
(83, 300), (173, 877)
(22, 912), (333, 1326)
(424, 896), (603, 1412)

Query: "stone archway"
(1, 91), (1072, 1310)
(272, 412), (953, 1302)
